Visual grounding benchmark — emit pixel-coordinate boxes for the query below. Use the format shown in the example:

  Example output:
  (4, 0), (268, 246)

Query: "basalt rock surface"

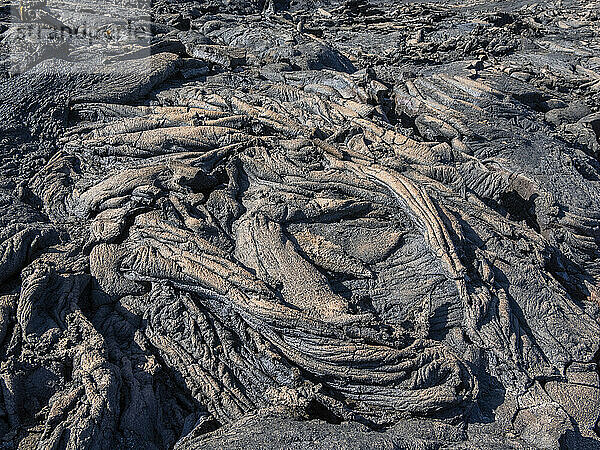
(0, 0), (600, 448)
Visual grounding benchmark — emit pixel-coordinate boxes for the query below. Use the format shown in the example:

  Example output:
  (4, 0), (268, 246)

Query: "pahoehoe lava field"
(0, 0), (600, 448)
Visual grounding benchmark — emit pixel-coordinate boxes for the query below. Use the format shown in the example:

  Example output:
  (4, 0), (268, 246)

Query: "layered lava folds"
(1, 0), (600, 449)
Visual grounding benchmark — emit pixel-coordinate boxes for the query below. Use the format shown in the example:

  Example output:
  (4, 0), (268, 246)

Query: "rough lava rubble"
(0, 0), (600, 448)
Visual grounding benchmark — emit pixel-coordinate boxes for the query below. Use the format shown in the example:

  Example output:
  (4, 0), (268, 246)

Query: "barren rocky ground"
(0, 0), (599, 448)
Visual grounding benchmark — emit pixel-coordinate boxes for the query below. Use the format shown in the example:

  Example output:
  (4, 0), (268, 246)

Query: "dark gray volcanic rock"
(0, 0), (599, 448)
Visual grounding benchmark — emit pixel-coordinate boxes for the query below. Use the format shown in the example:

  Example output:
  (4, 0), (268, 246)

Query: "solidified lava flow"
(0, 0), (599, 448)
